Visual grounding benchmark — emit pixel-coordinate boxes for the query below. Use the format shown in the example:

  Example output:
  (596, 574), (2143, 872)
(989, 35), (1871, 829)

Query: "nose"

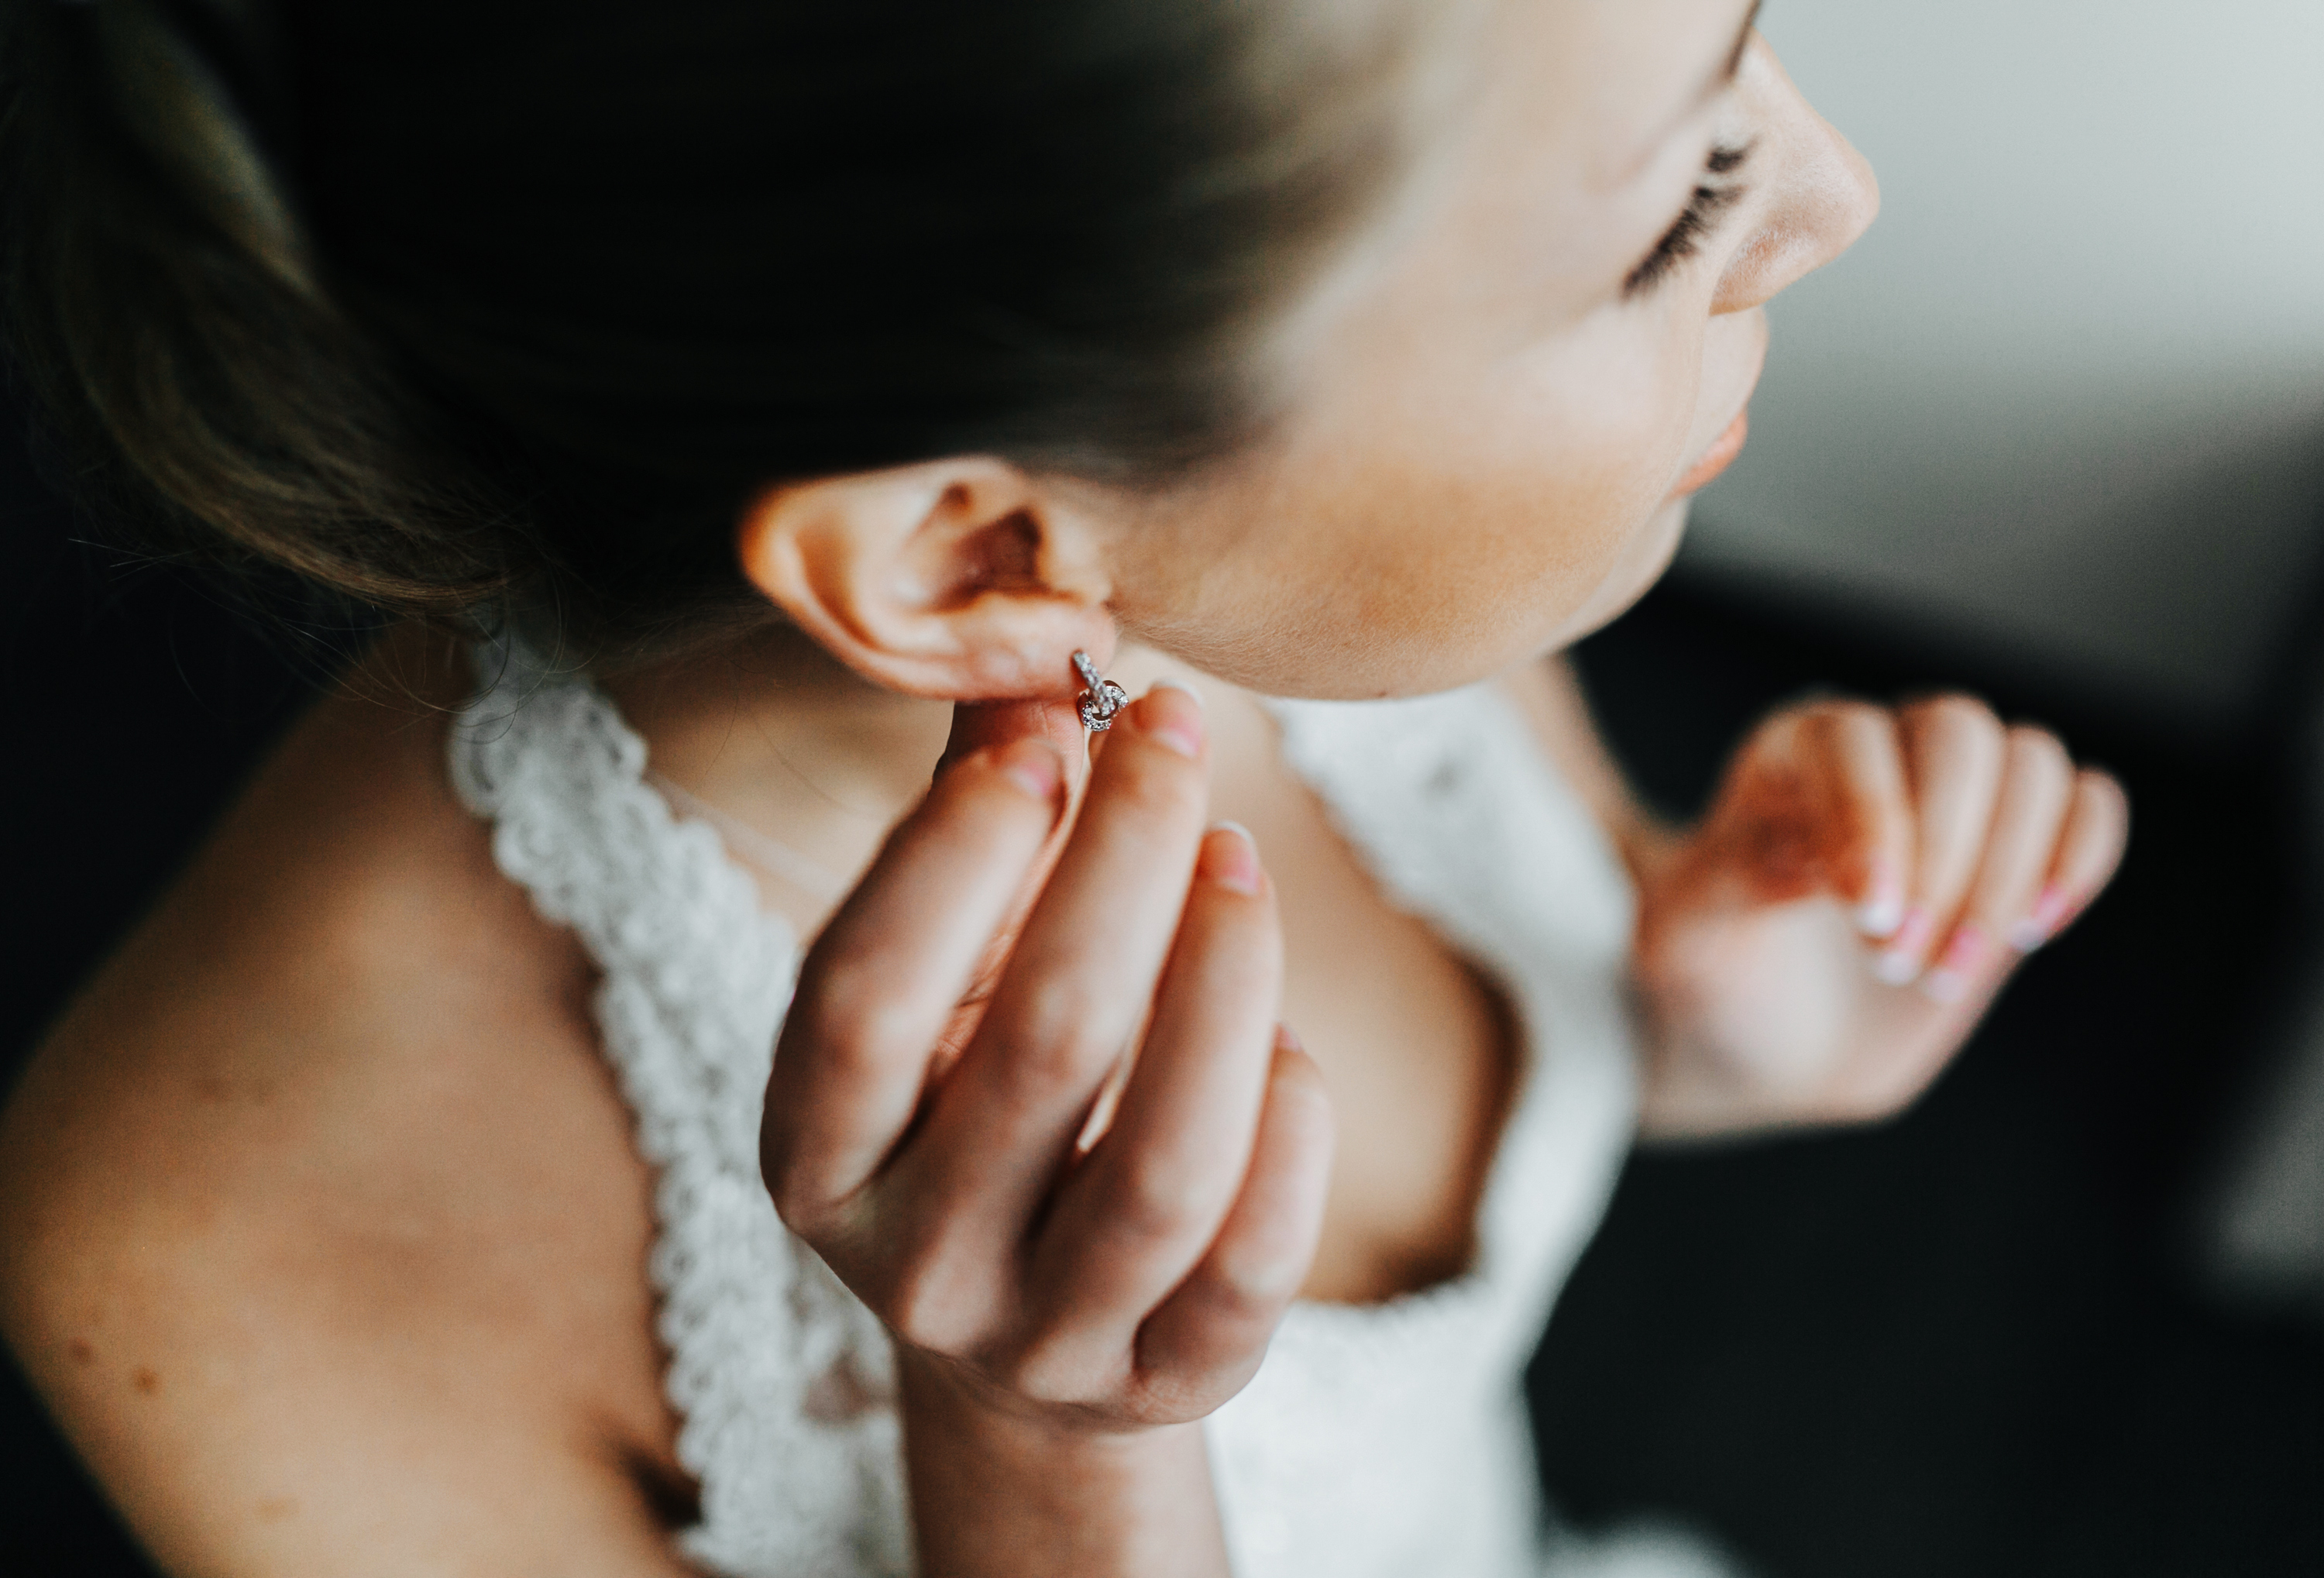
(1714, 39), (1881, 315)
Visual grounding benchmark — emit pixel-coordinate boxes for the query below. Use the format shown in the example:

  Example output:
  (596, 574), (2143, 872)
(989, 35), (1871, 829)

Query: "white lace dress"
(450, 640), (1731, 1578)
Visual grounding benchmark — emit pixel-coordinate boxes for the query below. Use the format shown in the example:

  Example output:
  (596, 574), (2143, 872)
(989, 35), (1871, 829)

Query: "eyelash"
(1623, 142), (1755, 298)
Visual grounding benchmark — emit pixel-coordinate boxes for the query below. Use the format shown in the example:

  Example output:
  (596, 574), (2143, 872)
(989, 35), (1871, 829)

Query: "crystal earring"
(1071, 651), (1128, 732)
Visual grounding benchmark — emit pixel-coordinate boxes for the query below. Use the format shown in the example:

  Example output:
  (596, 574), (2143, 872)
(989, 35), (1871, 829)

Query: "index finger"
(937, 695), (1094, 786)
(1803, 703), (1916, 937)
(761, 738), (1065, 1232)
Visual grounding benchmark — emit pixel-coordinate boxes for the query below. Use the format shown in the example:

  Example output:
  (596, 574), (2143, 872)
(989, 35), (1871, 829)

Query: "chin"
(1540, 497), (1692, 655)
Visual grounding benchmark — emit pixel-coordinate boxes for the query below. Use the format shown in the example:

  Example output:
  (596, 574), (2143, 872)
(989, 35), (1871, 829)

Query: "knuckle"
(1922, 692), (2001, 744)
(1095, 1158), (1205, 1249)
(800, 964), (927, 1073)
(763, 1153), (851, 1241)
(879, 1253), (982, 1354)
(1106, 745), (1208, 823)
(1004, 980), (1124, 1087)
(2006, 724), (2072, 779)
(1127, 1356), (1256, 1425)
(1794, 706), (1844, 752)
(1820, 700), (1886, 744)
(999, 1339), (1105, 1407)
(1202, 1252), (1300, 1327)
(759, 1137), (813, 1225)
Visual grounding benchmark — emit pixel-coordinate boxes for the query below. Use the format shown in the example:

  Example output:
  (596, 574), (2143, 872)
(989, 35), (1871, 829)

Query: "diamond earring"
(1071, 651), (1128, 732)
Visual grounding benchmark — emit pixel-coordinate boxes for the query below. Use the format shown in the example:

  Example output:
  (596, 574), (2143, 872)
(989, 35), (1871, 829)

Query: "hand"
(760, 683), (1334, 1568)
(1631, 693), (2128, 1139)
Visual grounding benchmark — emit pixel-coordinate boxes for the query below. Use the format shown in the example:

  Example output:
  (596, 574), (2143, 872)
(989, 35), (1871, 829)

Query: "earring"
(1071, 651), (1128, 732)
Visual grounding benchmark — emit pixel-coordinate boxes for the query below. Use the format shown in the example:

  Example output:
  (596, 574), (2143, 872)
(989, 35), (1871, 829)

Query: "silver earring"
(1072, 651), (1128, 732)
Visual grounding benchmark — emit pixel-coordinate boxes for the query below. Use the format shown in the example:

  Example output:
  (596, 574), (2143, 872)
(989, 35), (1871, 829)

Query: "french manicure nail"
(1148, 676), (1205, 709)
(1204, 820), (1263, 895)
(995, 741), (1064, 803)
(1920, 924), (1992, 1004)
(2007, 885), (2074, 952)
(1856, 875), (1906, 940)
(1871, 905), (1933, 986)
(1137, 689), (1205, 760)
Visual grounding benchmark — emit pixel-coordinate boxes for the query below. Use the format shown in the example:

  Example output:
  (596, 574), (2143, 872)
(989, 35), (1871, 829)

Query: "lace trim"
(451, 636), (909, 1578)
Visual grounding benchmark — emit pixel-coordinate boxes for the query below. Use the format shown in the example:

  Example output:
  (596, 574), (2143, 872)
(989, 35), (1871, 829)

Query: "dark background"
(5, 388), (2321, 1573)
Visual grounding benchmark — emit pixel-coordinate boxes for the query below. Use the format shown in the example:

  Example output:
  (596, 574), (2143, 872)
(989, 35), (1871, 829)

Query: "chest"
(449, 657), (1645, 1552)
(1201, 690), (1521, 1305)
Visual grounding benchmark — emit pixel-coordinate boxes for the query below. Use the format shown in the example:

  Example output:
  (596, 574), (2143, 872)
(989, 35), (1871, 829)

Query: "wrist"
(897, 1346), (1191, 1461)
(897, 1349), (1228, 1578)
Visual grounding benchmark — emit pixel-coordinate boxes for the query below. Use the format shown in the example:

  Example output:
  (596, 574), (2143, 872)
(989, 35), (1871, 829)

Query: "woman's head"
(4, 0), (1872, 694)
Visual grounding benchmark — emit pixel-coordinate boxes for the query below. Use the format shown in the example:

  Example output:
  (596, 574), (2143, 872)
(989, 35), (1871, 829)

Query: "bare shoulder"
(0, 627), (693, 1575)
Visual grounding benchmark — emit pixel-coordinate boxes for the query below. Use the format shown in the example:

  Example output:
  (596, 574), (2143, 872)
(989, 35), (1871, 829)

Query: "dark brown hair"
(1, 0), (1415, 665)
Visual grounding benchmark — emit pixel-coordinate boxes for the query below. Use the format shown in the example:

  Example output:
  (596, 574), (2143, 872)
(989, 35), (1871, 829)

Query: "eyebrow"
(1679, 0), (1764, 115)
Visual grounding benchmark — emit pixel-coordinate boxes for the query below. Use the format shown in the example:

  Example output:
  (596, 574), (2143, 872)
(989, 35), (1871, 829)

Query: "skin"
(0, 1), (2129, 1574)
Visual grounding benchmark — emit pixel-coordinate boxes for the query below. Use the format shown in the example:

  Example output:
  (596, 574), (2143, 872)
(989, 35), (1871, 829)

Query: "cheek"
(1119, 311), (1707, 698)
(1307, 312), (1704, 670)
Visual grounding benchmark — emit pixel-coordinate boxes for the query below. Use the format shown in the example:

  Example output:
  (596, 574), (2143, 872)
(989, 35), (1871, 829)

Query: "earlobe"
(734, 459), (1119, 701)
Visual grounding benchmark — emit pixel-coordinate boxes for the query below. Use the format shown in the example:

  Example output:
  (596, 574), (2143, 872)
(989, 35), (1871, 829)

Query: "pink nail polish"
(1856, 868), (1907, 940)
(1203, 821), (1263, 895)
(995, 741), (1064, 803)
(1920, 924), (1992, 1004)
(1872, 905), (1932, 985)
(2006, 886), (2073, 952)
(1136, 689), (1205, 760)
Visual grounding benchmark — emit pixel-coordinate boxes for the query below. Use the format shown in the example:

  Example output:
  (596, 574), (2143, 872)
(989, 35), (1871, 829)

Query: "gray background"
(1690, 0), (2324, 730)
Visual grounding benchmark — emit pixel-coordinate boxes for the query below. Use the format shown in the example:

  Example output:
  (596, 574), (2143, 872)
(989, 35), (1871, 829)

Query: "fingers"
(1735, 693), (2127, 999)
(899, 685), (1216, 1270)
(763, 737), (1067, 1229)
(1694, 700), (1911, 912)
(1134, 1030), (1334, 1403)
(1022, 826), (1284, 1383)
(937, 694), (1092, 785)
(1917, 727), (2073, 1002)
(1865, 701), (2128, 998)
(1872, 696), (2006, 982)
(2016, 768), (2130, 948)
(1802, 703), (1914, 933)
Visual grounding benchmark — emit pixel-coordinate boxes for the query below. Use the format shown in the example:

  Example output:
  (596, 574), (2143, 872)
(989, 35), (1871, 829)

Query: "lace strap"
(449, 635), (910, 1578)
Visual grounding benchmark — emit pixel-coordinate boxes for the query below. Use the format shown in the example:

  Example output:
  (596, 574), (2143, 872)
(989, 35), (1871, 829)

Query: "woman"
(0, 0), (2126, 1573)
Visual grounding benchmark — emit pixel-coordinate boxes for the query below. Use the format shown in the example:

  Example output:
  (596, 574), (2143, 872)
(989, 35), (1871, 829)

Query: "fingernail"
(994, 739), (1064, 804)
(1871, 905), (1933, 986)
(1135, 687), (1205, 760)
(1148, 676), (1205, 709)
(2006, 885), (2074, 952)
(1202, 820), (1263, 895)
(1275, 1022), (1305, 1055)
(1920, 923), (1992, 1004)
(1856, 868), (1907, 940)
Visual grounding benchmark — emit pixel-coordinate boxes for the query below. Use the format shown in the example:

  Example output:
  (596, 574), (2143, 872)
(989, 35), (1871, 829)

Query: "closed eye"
(1623, 142), (1755, 298)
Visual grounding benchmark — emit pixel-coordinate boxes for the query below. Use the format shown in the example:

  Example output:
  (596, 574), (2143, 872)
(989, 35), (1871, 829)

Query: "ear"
(736, 458), (1120, 700)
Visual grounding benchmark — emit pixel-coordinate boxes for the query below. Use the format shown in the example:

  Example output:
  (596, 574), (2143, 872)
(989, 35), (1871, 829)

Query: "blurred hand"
(761, 683), (1334, 1442)
(1632, 693), (2128, 1139)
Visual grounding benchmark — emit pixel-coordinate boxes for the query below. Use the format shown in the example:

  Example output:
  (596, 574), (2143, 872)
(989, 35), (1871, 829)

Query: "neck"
(601, 623), (956, 937)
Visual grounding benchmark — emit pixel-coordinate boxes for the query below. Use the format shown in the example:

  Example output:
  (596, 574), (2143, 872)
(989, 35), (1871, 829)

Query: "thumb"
(937, 696), (1089, 786)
